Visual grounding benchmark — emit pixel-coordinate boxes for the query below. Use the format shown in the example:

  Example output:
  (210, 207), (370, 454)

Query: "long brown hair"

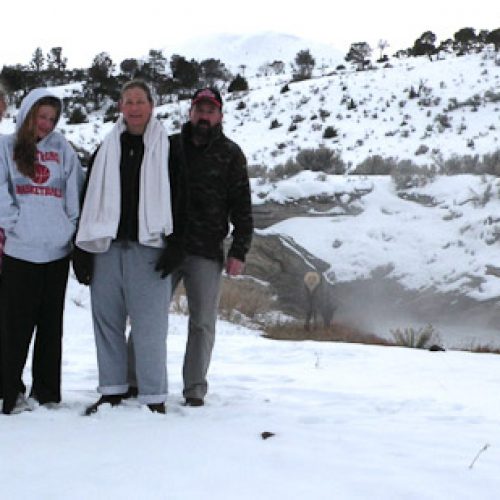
(14, 96), (61, 178)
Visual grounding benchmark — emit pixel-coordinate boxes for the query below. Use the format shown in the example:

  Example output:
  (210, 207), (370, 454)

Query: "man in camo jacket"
(156, 87), (253, 407)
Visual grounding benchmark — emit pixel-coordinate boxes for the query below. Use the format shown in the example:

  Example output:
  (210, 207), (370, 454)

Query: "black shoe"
(147, 403), (166, 414)
(183, 397), (204, 407)
(84, 394), (125, 416)
(123, 386), (138, 399)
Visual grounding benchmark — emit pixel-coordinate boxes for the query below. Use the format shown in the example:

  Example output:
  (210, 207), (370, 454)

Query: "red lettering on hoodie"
(15, 184), (62, 198)
(36, 150), (60, 163)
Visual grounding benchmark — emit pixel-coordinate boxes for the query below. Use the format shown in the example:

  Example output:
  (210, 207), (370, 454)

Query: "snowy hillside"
(3, 49), (497, 170)
(1, 47), (498, 170)
(228, 51), (500, 170)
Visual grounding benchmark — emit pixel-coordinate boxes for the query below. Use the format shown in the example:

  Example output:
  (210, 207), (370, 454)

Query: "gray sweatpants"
(172, 255), (223, 400)
(90, 241), (171, 405)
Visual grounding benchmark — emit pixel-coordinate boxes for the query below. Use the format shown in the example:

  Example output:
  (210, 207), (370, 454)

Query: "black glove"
(72, 247), (93, 285)
(155, 240), (185, 279)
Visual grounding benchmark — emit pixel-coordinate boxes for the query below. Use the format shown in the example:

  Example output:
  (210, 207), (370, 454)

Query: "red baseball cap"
(191, 88), (223, 109)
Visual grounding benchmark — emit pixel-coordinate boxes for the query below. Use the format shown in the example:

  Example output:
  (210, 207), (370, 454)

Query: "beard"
(191, 120), (221, 144)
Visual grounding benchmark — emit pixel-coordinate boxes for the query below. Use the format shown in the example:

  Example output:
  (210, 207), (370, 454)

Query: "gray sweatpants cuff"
(138, 394), (168, 405)
(98, 384), (129, 395)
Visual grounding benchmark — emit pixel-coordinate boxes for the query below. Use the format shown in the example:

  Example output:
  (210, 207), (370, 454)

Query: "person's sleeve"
(155, 137), (188, 278)
(0, 142), (19, 232)
(167, 137), (188, 246)
(64, 143), (85, 227)
(227, 147), (253, 262)
(71, 147), (98, 285)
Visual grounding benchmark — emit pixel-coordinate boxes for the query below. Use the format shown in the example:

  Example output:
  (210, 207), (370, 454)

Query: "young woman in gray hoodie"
(0, 88), (83, 414)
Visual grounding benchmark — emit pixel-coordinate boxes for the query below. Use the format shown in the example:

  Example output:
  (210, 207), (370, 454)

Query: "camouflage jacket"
(170, 123), (253, 262)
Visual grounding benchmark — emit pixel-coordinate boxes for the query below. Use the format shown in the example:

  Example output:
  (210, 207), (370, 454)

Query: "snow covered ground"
(1, 279), (500, 499)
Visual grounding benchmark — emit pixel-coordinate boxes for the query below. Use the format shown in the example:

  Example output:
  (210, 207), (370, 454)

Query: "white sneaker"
(11, 393), (34, 414)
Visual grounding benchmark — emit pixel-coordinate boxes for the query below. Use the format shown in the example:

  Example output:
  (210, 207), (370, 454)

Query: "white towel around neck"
(76, 116), (172, 253)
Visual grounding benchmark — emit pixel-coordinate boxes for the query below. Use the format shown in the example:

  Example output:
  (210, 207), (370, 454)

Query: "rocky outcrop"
(252, 190), (369, 229)
(245, 232), (335, 319)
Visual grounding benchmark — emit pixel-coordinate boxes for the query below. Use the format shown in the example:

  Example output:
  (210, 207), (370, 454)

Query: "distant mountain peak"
(161, 31), (344, 74)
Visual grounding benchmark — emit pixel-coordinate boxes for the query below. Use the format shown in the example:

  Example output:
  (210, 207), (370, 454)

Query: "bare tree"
(377, 39), (389, 60)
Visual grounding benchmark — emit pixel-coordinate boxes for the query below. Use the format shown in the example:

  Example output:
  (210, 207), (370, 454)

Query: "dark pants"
(0, 275), (3, 399)
(1, 255), (69, 414)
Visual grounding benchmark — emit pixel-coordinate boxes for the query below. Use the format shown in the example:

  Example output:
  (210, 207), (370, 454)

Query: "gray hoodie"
(0, 88), (84, 263)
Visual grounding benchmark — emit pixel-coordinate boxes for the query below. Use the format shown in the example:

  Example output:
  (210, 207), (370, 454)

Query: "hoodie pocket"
(10, 203), (75, 249)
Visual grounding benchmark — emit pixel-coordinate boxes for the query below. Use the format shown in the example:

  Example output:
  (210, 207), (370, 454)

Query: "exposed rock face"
(247, 191), (370, 325)
(252, 192), (367, 230)
(245, 232), (335, 321)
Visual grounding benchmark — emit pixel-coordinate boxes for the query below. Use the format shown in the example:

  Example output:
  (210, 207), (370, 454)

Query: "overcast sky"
(1, 0), (499, 68)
